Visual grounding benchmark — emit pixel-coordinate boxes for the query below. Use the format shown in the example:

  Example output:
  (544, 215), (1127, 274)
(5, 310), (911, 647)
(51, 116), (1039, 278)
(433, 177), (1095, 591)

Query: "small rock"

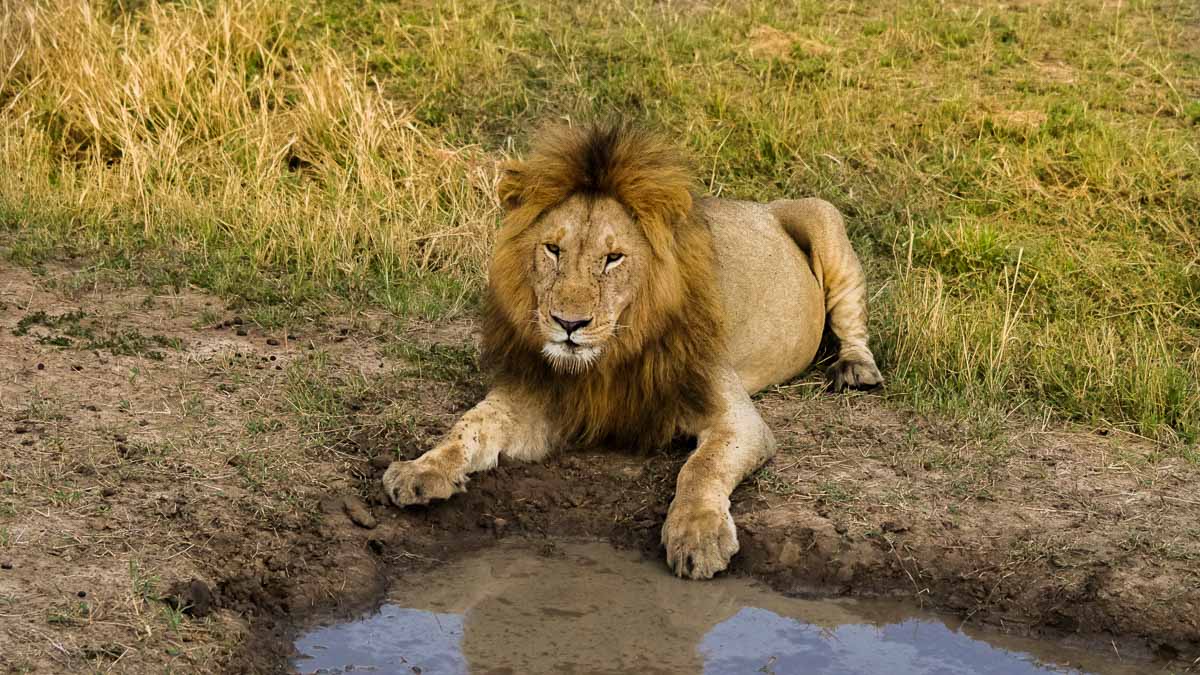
(36, 363), (45, 370)
(77, 591), (87, 598)
(266, 338), (280, 346)
(343, 496), (377, 529)
(101, 487), (117, 498)
(1, 562), (12, 570)
(235, 328), (248, 336)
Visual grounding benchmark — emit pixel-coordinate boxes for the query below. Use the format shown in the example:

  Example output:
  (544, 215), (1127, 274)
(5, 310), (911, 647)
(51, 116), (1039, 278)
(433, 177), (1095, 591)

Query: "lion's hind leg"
(383, 386), (555, 506)
(771, 198), (883, 391)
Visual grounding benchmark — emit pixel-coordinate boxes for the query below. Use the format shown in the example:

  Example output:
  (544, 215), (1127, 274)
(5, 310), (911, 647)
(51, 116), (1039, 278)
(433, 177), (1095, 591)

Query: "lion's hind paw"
(826, 356), (883, 392)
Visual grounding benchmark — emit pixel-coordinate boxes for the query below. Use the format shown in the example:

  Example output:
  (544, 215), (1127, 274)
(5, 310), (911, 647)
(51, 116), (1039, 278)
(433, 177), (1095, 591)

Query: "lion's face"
(527, 194), (650, 373)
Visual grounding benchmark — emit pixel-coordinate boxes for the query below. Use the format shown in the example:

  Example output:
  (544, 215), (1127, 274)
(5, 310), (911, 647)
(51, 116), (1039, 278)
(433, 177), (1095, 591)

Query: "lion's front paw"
(382, 458), (466, 507)
(661, 500), (739, 580)
(826, 356), (883, 392)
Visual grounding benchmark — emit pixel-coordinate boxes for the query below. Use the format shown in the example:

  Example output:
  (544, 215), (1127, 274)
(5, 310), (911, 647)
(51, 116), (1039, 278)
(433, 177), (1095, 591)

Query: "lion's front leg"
(383, 386), (554, 507)
(663, 371), (776, 579)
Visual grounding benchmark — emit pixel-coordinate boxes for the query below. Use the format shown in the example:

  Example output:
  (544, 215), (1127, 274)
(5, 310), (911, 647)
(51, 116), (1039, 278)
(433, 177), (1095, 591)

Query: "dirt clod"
(165, 579), (215, 618)
(343, 496), (378, 529)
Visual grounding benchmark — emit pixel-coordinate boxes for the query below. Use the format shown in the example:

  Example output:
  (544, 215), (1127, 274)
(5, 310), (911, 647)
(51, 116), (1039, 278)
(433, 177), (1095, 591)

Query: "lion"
(383, 122), (882, 579)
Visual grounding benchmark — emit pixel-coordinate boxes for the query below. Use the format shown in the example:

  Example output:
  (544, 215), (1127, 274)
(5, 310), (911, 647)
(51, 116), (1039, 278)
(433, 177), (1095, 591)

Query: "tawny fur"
(384, 122), (883, 580)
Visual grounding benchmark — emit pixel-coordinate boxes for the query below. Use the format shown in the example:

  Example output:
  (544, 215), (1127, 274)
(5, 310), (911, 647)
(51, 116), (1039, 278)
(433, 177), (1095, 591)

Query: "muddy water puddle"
(294, 540), (1143, 674)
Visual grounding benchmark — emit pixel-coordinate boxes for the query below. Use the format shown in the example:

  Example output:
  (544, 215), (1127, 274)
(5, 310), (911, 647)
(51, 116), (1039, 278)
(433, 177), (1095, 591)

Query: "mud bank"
(1, 261), (1197, 673)
(229, 438), (1198, 673)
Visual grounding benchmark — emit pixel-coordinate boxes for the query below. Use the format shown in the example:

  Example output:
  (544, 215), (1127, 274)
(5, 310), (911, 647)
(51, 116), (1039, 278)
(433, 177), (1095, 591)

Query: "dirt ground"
(1, 260), (1198, 673)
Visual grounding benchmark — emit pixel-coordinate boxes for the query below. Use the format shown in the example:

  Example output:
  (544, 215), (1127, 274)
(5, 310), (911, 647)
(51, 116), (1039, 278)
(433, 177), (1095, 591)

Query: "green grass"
(1, 0), (1197, 443)
(14, 308), (183, 359)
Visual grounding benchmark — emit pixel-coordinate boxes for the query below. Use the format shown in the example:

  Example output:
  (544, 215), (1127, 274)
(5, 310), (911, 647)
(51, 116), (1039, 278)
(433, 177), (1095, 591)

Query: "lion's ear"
(497, 163), (526, 212)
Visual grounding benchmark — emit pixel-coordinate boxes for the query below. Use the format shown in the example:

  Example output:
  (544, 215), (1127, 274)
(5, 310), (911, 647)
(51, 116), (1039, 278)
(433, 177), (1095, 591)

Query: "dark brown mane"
(481, 122), (724, 448)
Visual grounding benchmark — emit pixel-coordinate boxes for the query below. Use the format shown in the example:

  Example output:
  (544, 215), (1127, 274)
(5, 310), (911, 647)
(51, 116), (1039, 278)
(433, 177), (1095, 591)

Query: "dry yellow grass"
(1, 0), (497, 295)
(1, 0), (1197, 443)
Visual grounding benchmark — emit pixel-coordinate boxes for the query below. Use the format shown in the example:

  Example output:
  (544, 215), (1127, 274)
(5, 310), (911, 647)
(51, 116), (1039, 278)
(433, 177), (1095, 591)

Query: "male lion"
(384, 123), (882, 579)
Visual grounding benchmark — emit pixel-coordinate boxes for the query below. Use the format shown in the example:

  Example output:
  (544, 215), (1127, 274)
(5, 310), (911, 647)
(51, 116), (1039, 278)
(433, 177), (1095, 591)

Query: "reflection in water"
(700, 609), (1088, 675)
(297, 607), (465, 673)
(294, 541), (1137, 675)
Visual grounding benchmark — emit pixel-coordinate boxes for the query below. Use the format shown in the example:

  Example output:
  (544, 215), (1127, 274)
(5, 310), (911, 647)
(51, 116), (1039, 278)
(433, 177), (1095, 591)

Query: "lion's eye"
(604, 252), (625, 271)
(544, 243), (560, 259)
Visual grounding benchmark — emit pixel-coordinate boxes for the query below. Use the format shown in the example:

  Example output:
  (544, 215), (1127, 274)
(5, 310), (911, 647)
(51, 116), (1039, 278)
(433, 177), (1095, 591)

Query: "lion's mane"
(480, 122), (725, 449)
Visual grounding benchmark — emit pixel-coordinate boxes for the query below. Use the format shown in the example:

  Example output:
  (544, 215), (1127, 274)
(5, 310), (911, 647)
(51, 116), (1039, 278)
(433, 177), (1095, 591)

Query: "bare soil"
(1, 261), (1197, 673)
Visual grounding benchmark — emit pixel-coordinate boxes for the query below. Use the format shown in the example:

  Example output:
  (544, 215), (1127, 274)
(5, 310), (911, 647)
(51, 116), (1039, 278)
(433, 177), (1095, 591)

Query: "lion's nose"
(552, 315), (592, 335)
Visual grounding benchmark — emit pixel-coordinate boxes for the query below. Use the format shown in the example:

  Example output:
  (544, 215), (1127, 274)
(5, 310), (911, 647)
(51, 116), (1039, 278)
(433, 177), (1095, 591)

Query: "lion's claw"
(661, 501), (739, 580)
(382, 459), (465, 507)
